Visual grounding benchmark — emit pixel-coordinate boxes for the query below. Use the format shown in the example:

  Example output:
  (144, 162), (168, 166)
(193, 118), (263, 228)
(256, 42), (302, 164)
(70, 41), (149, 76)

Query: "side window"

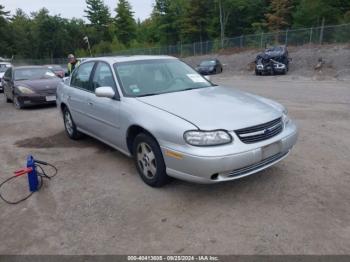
(4, 68), (12, 80)
(92, 62), (117, 91)
(71, 62), (95, 91)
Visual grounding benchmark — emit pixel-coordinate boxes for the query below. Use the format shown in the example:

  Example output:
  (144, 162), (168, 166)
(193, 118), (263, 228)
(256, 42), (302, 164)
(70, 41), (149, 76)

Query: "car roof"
(81, 55), (177, 64)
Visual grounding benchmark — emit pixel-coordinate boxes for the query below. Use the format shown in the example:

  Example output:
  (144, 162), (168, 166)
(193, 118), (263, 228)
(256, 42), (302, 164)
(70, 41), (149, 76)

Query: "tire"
(63, 107), (82, 140)
(133, 133), (170, 187)
(13, 95), (23, 109)
(4, 92), (11, 103)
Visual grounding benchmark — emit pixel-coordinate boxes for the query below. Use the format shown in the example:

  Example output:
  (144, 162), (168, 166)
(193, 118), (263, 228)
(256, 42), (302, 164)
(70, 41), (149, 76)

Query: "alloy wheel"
(136, 142), (157, 179)
(64, 110), (74, 136)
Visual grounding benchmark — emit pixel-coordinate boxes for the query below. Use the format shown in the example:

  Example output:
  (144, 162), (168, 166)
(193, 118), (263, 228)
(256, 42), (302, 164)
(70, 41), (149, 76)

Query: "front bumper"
(256, 64), (286, 73)
(17, 94), (57, 106)
(161, 121), (298, 184)
(197, 69), (215, 75)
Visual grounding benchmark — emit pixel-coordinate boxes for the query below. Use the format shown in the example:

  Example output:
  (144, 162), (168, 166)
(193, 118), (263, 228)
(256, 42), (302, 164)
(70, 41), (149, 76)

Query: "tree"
(0, 5), (11, 56)
(265, 0), (294, 31)
(152, 0), (188, 45)
(182, 0), (213, 43)
(85, 0), (111, 27)
(293, 0), (345, 28)
(217, 0), (233, 47)
(114, 0), (136, 46)
(9, 9), (32, 58)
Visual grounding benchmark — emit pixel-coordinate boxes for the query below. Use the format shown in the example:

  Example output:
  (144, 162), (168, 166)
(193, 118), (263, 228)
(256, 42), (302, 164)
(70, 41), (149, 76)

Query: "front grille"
(235, 118), (283, 144)
(227, 152), (288, 178)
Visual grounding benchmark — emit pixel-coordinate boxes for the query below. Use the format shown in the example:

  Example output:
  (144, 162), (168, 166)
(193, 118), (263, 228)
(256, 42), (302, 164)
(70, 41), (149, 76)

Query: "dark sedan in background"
(2, 66), (62, 109)
(196, 59), (223, 75)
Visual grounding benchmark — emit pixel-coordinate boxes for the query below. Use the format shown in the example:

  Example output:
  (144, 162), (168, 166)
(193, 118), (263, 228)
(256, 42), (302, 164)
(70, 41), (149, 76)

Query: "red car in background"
(45, 64), (65, 78)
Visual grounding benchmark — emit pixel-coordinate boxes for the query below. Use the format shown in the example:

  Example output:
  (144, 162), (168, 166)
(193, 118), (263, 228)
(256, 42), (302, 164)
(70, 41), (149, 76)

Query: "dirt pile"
(183, 44), (350, 81)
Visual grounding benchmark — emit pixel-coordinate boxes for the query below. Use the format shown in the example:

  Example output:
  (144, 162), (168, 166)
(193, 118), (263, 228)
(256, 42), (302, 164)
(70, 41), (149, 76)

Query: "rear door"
(67, 62), (96, 132)
(86, 61), (122, 147)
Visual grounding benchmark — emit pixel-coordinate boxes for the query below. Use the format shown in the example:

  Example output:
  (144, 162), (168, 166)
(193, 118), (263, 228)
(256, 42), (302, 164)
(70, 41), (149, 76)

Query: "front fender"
(119, 97), (197, 151)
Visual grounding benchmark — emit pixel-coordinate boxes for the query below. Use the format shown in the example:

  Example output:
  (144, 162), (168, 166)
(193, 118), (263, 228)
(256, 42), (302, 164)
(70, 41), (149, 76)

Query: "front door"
(67, 62), (96, 132)
(87, 62), (122, 147)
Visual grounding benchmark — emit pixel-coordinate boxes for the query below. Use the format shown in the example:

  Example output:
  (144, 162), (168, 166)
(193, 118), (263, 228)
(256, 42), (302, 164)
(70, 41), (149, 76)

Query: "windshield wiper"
(138, 93), (159, 97)
(179, 87), (207, 92)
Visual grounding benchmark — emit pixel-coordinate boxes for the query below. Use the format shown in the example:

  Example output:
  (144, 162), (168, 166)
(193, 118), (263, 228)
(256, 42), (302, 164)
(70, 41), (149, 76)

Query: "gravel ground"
(184, 44), (350, 81)
(0, 75), (349, 255)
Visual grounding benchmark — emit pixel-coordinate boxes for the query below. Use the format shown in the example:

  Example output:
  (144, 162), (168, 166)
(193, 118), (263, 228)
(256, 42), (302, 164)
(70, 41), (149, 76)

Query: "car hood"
(137, 86), (282, 131)
(15, 78), (61, 91)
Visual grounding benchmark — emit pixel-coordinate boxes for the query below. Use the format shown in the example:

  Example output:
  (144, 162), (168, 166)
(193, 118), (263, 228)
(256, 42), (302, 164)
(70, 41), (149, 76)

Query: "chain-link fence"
(12, 23), (350, 65)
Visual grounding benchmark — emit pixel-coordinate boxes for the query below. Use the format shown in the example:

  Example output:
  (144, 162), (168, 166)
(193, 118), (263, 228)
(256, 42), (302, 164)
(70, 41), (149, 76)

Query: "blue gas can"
(27, 156), (39, 192)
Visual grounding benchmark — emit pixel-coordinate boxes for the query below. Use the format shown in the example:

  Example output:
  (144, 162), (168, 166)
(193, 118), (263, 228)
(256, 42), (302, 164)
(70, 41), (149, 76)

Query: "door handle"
(88, 101), (94, 106)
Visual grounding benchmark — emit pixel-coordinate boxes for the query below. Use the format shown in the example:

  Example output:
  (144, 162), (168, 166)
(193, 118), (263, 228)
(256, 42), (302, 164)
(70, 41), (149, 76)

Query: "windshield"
(200, 60), (216, 66)
(14, 68), (57, 81)
(0, 64), (11, 73)
(114, 59), (212, 97)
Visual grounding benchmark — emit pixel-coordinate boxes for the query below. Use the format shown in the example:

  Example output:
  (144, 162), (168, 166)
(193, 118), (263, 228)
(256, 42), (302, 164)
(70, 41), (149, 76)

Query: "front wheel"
(13, 95), (23, 109)
(133, 133), (170, 187)
(4, 92), (11, 103)
(63, 107), (82, 140)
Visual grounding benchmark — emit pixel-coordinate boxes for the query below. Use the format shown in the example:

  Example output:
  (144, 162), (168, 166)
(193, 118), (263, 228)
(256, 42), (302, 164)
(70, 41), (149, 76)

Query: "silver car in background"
(56, 56), (298, 187)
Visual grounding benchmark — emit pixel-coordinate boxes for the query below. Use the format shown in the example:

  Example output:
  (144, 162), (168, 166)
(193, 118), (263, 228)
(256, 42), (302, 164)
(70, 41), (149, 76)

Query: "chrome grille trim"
(235, 117), (283, 144)
(227, 152), (288, 178)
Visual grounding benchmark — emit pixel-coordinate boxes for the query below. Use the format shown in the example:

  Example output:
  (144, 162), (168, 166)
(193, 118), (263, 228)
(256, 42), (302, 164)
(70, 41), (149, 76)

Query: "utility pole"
(319, 17), (325, 45)
(83, 36), (92, 57)
(219, 0), (224, 49)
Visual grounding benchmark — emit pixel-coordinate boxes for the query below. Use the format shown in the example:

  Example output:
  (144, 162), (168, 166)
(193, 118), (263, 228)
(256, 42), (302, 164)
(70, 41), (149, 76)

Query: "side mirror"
(204, 75), (211, 81)
(95, 86), (115, 99)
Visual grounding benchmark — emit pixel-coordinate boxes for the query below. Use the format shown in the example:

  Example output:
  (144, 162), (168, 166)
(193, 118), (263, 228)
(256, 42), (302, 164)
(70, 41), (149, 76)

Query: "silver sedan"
(56, 56), (298, 187)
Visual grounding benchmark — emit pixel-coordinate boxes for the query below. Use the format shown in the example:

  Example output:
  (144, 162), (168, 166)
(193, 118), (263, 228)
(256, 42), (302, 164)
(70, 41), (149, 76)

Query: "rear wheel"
(63, 107), (82, 140)
(133, 133), (170, 187)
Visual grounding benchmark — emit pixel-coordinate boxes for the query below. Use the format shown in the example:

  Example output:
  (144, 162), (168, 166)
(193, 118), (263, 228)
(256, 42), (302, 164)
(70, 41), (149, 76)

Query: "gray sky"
(1, 0), (154, 21)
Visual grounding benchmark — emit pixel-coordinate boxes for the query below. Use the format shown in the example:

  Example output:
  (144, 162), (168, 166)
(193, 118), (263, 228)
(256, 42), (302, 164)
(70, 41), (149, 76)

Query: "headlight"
(17, 86), (35, 94)
(282, 109), (290, 125)
(184, 130), (233, 146)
